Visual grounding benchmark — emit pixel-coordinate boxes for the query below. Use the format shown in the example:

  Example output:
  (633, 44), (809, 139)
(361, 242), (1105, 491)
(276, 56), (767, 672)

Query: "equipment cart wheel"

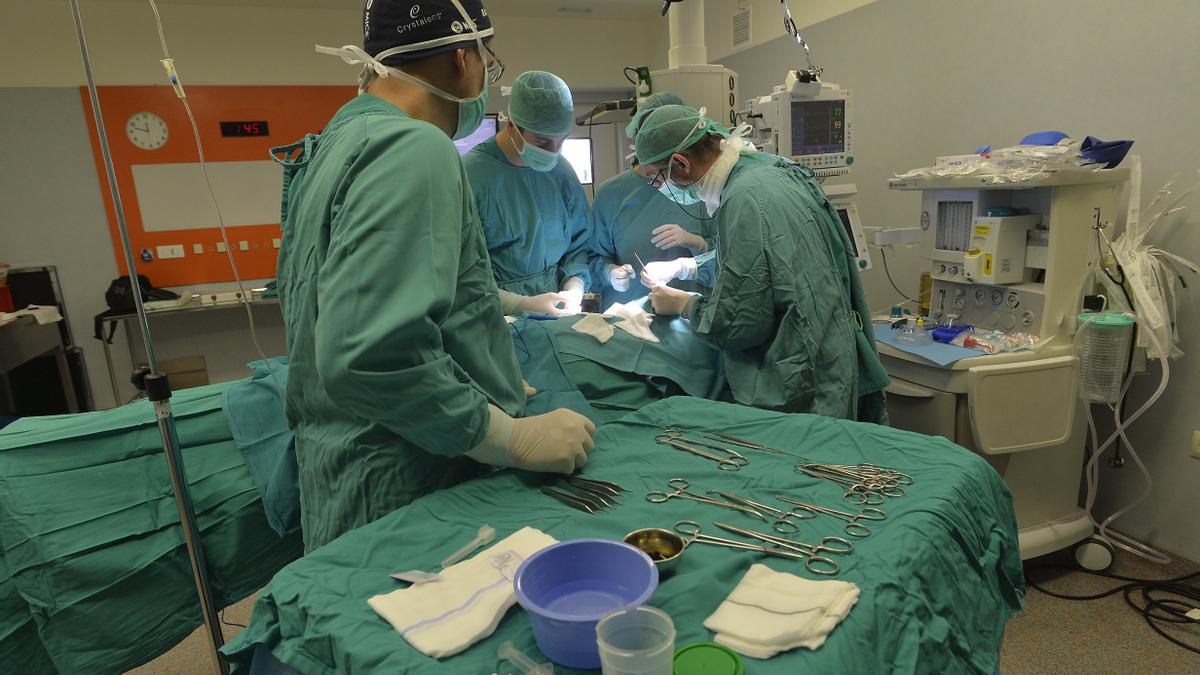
(1073, 536), (1115, 572)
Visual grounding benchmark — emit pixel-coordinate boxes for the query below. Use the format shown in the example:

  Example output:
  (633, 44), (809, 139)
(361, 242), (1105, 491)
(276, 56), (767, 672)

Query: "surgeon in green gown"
(275, 0), (595, 551)
(464, 70), (592, 307)
(589, 92), (713, 306)
(634, 105), (889, 423)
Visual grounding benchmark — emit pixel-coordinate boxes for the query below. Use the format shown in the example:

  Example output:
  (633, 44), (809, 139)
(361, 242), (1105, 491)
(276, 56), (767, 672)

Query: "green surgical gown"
(588, 168), (712, 305)
(687, 153), (889, 422)
(464, 137), (593, 295)
(273, 95), (525, 551)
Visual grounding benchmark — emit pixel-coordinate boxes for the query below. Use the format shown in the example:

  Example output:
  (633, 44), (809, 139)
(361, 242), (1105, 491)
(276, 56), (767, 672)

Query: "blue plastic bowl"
(514, 539), (659, 669)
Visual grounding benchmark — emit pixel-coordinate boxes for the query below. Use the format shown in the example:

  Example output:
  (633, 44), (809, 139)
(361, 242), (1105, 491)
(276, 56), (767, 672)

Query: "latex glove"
(649, 285), (698, 317)
(520, 292), (574, 316)
(640, 257), (698, 288)
(467, 406), (595, 474)
(523, 379), (537, 397)
(606, 264), (635, 292)
(508, 408), (596, 473)
(560, 276), (585, 314)
(652, 224), (707, 254)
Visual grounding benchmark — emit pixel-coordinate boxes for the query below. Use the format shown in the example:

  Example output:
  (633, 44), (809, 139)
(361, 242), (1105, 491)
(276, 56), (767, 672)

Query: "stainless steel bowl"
(623, 527), (685, 573)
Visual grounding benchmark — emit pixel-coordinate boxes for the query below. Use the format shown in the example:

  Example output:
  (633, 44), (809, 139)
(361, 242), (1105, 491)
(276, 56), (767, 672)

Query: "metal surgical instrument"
(542, 486), (599, 513)
(711, 521), (849, 576)
(656, 430), (749, 471)
(673, 520), (812, 563)
(646, 478), (767, 520)
(710, 490), (814, 534)
(775, 496), (886, 538)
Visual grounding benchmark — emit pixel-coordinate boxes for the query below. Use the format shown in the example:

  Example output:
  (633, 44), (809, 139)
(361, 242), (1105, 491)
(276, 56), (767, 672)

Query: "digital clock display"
(220, 121), (270, 137)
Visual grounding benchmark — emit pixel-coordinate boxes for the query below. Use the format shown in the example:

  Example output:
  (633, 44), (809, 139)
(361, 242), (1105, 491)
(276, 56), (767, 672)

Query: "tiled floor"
(127, 548), (1200, 674)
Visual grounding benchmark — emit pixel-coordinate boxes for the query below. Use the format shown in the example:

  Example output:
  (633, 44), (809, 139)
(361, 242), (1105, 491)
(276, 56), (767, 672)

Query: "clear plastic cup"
(595, 605), (675, 675)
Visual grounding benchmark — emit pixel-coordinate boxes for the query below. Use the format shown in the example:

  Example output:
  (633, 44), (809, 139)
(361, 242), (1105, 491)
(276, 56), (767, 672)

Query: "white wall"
(703, 0), (877, 63)
(0, 1), (649, 410)
(0, 1), (656, 88)
(723, 0), (1200, 561)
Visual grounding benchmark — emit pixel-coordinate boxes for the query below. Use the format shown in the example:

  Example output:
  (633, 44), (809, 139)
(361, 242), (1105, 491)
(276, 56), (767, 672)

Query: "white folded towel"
(703, 563), (859, 659)
(603, 302), (661, 343)
(571, 313), (615, 344)
(368, 527), (557, 659)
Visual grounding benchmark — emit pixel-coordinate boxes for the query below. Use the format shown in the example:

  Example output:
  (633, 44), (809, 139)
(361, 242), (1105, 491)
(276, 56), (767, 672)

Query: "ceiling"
(100, 0), (664, 19)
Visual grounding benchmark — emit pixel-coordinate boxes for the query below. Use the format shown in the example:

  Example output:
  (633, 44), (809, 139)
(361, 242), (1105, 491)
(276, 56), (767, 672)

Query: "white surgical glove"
(467, 405), (595, 474)
(649, 285), (699, 317)
(560, 276), (585, 314)
(606, 264), (635, 292)
(498, 289), (574, 316)
(651, 224), (708, 254)
(640, 257), (699, 288)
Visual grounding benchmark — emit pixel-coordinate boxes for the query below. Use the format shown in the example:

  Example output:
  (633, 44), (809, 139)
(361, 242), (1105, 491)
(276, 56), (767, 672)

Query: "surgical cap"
(509, 70), (575, 137)
(635, 104), (725, 166)
(624, 91), (686, 139)
(365, 0), (493, 65)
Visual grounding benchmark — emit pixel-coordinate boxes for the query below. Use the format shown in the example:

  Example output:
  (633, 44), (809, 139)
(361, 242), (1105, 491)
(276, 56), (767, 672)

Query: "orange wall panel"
(81, 85), (354, 286)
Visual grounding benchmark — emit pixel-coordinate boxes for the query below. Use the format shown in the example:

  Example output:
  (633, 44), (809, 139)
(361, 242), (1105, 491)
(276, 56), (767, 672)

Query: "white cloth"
(0, 305), (63, 328)
(603, 302), (660, 343)
(703, 563), (859, 659)
(698, 123), (757, 216)
(368, 527), (557, 659)
(571, 313), (615, 344)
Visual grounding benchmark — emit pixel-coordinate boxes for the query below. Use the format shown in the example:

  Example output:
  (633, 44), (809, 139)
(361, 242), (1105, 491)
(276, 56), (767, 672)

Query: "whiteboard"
(132, 160), (283, 232)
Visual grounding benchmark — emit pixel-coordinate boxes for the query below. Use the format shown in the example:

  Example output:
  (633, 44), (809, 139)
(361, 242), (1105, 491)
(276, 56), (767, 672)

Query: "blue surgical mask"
(453, 83), (489, 141)
(514, 129), (560, 172)
(658, 179), (703, 206)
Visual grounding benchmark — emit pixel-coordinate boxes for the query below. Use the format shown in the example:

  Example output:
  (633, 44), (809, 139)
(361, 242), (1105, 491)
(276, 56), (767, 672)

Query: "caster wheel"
(1073, 537), (1114, 572)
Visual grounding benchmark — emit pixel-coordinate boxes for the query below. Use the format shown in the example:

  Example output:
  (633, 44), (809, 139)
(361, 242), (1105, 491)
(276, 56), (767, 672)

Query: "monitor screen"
(562, 138), (593, 185)
(790, 99), (845, 156)
(836, 208), (860, 256)
(454, 116), (498, 155)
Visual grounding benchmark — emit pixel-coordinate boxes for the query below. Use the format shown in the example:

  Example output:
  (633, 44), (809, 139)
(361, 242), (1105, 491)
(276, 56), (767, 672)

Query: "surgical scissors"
(646, 479), (767, 521)
(710, 490), (814, 534)
(656, 430), (749, 471)
(698, 432), (804, 459)
(712, 521), (849, 576)
(795, 464), (902, 504)
(776, 496), (886, 538)
(673, 520), (814, 564)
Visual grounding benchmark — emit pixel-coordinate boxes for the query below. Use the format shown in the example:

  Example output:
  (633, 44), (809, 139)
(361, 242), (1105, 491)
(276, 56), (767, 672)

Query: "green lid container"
(1077, 311), (1134, 328)
(673, 642), (744, 675)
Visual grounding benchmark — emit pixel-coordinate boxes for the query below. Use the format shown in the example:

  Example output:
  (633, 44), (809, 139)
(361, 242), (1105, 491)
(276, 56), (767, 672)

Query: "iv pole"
(67, 2), (229, 673)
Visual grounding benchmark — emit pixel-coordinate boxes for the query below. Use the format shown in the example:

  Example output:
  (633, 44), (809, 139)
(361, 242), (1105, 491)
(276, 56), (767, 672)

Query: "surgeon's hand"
(508, 408), (596, 473)
(523, 379), (537, 397)
(560, 276), (585, 315)
(641, 258), (699, 288)
(652, 224), (707, 255)
(649, 285), (697, 317)
(518, 292), (573, 316)
(606, 264), (635, 292)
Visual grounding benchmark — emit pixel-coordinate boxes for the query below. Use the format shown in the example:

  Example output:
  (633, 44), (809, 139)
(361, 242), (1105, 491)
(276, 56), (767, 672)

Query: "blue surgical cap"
(635, 104), (725, 166)
(625, 91), (686, 139)
(509, 70), (574, 137)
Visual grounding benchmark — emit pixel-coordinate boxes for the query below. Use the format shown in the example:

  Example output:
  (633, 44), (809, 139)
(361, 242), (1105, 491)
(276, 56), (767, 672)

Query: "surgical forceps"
(795, 464), (904, 504)
(709, 490), (814, 534)
(699, 431), (804, 460)
(656, 429), (749, 471)
(775, 496), (886, 538)
(712, 521), (850, 576)
(646, 479), (767, 520)
(673, 520), (818, 567)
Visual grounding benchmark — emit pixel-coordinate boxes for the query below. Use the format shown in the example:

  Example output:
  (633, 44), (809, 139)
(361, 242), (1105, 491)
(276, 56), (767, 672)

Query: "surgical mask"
(658, 178), (703, 206)
(513, 128), (560, 172)
(316, 0), (495, 140)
